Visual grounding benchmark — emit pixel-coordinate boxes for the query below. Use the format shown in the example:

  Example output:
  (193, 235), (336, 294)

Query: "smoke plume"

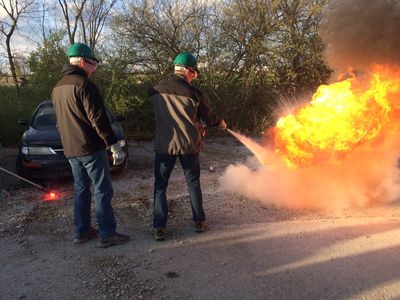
(320, 0), (400, 71)
(220, 130), (400, 212)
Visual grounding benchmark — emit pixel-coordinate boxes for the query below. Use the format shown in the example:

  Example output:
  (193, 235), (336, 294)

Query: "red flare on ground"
(44, 191), (59, 201)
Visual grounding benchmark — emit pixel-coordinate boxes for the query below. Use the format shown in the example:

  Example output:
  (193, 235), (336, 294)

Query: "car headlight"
(119, 140), (126, 147)
(22, 146), (57, 155)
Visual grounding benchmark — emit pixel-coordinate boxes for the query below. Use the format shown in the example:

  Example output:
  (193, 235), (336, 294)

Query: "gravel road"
(1, 137), (400, 299)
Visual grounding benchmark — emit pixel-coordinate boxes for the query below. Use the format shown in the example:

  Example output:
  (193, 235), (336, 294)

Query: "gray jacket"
(149, 74), (222, 155)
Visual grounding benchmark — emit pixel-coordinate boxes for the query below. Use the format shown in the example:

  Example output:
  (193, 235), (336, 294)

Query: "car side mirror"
(18, 119), (28, 126)
(115, 115), (125, 122)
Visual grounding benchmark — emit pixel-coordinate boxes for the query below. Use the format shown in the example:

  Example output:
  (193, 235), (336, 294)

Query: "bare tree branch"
(0, 0), (36, 93)
(57, 0), (87, 45)
(83, 0), (117, 50)
(57, 0), (116, 51)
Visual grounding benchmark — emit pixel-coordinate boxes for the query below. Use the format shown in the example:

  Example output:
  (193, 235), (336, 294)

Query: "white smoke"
(220, 130), (400, 211)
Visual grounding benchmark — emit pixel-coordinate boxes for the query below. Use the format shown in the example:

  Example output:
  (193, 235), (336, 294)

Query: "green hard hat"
(173, 52), (199, 72)
(67, 43), (99, 62)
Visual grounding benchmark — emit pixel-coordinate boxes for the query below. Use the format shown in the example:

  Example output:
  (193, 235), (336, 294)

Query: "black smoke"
(320, 0), (400, 71)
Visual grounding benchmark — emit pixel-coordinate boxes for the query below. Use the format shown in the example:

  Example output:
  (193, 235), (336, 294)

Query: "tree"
(204, 0), (283, 130)
(272, 0), (331, 95)
(58, 0), (117, 51)
(0, 0), (332, 141)
(0, 0), (36, 92)
(107, 0), (332, 133)
(58, 0), (87, 45)
(204, 0), (331, 131)
(27, 31), (67, 97)
(104, 0), (210, 137)
(79, 0), (118, 50)
(111, 0), (209, 76)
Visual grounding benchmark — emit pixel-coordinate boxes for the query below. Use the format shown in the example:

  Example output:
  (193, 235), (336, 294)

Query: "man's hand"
(110, 143), (126, 166)
(218, 118), (227, 130)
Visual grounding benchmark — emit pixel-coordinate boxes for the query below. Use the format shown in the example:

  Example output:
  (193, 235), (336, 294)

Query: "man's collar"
(62, 63), (88, 77)
(171, 72), (190, 83)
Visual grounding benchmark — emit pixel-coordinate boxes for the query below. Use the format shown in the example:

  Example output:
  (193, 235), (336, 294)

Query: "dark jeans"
(153, 153), (205, 228)
(68, 150), (116, 239)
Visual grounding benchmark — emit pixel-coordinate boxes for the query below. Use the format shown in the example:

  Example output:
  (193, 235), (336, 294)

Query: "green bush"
(0, 86), (47, 147)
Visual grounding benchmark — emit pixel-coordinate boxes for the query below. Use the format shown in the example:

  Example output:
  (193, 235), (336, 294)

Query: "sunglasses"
(84, 59), (98, 67)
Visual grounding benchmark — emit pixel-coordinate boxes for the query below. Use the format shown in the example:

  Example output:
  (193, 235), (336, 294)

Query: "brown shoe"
(74, 227), (98, 244)
(194, 221), (207, 233)
(96, 233), (130, 248)
(153, 228), (166, 241)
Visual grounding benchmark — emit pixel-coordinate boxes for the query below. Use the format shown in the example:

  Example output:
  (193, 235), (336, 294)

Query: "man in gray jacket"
(52, 43), (129, 248)
(149, 52), (227, 241)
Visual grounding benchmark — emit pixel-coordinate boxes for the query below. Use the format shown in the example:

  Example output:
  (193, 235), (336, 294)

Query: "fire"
(273, 64), (400, 167)
(44, 191), (59, 201)
(221, 64), (400, 210)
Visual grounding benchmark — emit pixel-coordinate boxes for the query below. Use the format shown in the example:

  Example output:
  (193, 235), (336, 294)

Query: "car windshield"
(32, 104), (57, 127)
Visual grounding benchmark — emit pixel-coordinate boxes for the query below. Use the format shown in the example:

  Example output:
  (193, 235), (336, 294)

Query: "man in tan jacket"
(149, 52), (227, 241)
(52, 43), (129, 248)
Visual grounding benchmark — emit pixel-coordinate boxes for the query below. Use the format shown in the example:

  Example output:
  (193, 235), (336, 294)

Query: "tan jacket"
(149, 74), (222, 155)
(52, 64), (118, 157)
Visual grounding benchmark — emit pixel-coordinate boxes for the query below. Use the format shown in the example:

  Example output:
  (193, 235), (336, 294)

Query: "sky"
(0, 0), (131, 73)
(0, 0), (66, 72)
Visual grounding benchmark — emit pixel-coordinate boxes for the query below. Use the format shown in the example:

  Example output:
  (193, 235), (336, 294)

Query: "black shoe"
(96, 233), (130, 248)
(74, 227), (98, 244)
(194, 221), (207, 233)
(153, 228), (166, 241)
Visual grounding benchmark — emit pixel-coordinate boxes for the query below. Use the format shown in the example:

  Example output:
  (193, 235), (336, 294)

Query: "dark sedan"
(16, 101), (128, 179)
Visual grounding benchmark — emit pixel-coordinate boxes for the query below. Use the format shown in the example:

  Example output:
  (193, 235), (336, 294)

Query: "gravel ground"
(0, 136), (310, 299)
(4, 136), (398, 299)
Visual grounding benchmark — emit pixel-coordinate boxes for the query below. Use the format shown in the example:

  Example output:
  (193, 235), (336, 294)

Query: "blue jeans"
(153, 153), (205, 228)
(68, 150), (116, 239)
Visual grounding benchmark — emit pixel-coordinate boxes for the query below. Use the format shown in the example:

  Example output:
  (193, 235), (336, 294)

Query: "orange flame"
(44, 191), (59, 201)
(221, 65), (400, 210)
(273, 64), (400, 167)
